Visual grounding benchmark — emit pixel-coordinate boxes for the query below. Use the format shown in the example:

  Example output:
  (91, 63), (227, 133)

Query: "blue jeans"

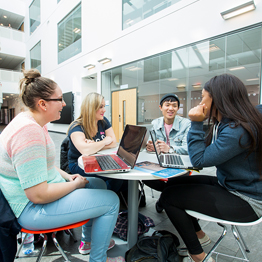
(18, 177), (120, 262)
(69, 162), (128, 193)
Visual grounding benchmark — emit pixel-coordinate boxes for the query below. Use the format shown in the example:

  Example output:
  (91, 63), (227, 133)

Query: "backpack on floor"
(125, 230), (180, 262)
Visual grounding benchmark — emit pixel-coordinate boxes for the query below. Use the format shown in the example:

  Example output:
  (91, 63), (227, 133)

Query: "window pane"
(226, 27), (261, 106)
(30, 41), (41, 73)
(122, 0), (182, 29)
(58, 4), (81, 64)
(102, 26), (262, 135)
(29, 0), (40, 34)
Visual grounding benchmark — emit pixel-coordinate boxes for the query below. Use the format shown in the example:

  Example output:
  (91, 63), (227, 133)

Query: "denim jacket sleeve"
(151, 116), (191, 155)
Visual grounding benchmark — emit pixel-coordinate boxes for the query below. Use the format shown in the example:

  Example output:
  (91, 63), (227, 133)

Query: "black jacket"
(0, 189), (21, 262)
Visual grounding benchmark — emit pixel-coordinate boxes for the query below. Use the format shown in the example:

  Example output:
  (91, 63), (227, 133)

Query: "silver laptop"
(149, 130), (199, 170)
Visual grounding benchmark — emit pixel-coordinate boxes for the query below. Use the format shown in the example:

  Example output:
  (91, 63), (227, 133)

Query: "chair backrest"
(186, 209), (262, 226)
(60, 136), (71, 174)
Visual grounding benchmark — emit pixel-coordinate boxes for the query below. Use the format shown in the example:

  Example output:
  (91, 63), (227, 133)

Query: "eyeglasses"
(45, 98), (64, 102)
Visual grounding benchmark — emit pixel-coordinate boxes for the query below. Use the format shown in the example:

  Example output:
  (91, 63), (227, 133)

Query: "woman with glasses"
(0, 69), (124, 262)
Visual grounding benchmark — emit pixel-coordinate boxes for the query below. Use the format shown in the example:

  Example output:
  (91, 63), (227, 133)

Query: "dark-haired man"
(146, 93), (190, 154)
(144, 93), (191, 213)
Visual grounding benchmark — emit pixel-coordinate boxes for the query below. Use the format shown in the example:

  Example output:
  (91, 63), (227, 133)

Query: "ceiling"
(0, 9), (24, 29)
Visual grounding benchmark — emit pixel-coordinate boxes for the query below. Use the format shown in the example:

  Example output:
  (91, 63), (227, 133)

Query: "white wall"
(19, 0), (262, 132)
(0, 0), (25, 17)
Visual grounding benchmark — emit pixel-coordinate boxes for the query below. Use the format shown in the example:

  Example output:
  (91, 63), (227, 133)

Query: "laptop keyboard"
(165, 154), (183, 166)
(95, 155), (122, 170)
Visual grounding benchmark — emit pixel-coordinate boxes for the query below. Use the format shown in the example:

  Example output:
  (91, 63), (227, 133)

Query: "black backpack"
(125, 230), (180, 262)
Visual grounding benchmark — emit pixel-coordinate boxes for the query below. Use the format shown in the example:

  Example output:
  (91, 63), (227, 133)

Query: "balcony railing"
(0, 26), (25, 42)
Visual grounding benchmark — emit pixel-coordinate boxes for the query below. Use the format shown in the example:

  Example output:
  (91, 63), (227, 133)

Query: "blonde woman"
(67, 92), (127, 193)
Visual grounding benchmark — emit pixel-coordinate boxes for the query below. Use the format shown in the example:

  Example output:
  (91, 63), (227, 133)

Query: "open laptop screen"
(117, 125), (147, 168)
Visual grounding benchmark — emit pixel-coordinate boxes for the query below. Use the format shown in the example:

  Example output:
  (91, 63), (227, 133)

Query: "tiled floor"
(1, 126), (262, 261)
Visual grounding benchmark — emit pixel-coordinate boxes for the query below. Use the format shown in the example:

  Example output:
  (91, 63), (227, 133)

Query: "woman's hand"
(84, 139), (95, 144)
(68, 173), (87, 183)
(73, 176), (89, 189)
(188, 104), (208, 122)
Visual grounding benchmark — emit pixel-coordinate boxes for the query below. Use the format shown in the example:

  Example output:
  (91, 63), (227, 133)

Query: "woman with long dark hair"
(159, 74), (262, 262)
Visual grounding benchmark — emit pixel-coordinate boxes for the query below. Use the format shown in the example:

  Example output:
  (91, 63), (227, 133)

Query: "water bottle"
(21, 233), (35, 255)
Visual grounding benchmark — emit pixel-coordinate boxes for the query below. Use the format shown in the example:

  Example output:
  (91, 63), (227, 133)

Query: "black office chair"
(0, 189), (21, 262)
(60, 136), (71, 174)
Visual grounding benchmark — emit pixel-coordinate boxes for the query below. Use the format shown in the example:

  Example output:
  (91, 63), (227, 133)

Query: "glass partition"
(29, 0), (40, 34)
(58, 4), (81, 64)
(102, 26), (262, 128)
(122, 0), (182, 29)
(30, 41), (41, 73)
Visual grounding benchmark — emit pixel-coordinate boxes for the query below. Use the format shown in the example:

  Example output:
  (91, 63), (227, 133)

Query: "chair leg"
(151, 188), (154, 198)
(64, 229), (77, 242)
(52, 232), (71, 261)
(15, 232), (28, 259)
(36, 234), (48, 262)
(203, 223), (227, 262)
(234, 225), (250, 253)
(231, 225), (250, 261)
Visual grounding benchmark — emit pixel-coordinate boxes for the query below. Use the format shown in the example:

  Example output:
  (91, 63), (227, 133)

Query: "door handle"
(119, 115), (121, 122)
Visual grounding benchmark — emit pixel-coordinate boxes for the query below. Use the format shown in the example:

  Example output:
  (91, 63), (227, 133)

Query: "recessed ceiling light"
(3, 16), (7, 19)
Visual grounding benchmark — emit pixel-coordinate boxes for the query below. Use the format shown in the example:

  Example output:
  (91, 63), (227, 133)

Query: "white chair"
(185, 210), (262, 262)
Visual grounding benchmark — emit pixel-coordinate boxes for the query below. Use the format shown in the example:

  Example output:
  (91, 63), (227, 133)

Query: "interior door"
(112, 88), (137, 142)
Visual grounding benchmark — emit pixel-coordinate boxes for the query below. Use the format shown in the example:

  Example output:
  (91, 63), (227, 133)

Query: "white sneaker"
(182, 253), (215, 262)
(178, 234), (211, 256)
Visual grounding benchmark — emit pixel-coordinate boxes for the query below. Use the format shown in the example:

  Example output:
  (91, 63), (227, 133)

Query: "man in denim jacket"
(144, 94), (191, 213)
(146, 93), (191, 155)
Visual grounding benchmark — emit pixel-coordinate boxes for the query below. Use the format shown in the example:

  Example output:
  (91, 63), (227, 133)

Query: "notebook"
(149, 130), (198, 170)
(82, 124), (147, 174)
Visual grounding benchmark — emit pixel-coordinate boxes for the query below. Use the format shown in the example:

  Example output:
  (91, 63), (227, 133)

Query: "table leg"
(127, 180), (138, 249)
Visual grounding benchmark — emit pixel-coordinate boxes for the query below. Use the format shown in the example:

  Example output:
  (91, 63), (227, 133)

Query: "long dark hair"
(204, 74), (262, 175)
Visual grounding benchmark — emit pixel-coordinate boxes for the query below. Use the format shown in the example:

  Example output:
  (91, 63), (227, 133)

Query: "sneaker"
(182, 253), (214, 262)
(178, 234), (211, 256)
(107, 256), (125, 262)
(79, 239), (115, 255)
(155, 199), (164, 213)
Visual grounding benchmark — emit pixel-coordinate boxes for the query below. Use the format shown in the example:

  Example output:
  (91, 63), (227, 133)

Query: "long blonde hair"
(67, 92), (104, 139)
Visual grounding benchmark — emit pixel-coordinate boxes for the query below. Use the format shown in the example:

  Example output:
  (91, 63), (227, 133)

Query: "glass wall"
(102, 26), (261, 126)
(58, 4), (81, 64)
(29, 0), (40, 34)
(30, 41), (41, 73)
(122, 0), (182, 29)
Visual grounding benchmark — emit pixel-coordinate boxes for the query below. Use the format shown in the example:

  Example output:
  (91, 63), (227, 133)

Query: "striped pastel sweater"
(0, 112), (65, 217)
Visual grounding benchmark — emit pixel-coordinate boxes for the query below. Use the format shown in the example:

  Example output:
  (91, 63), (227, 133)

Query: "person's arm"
(24, 177), (88, 204)
(70, 131), (113, 156)
(101, 127), (117, 149)
(11, 123), (89, 204)
(187, 104), (249, 168)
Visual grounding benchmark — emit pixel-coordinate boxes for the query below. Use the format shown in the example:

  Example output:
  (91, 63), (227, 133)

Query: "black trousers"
(143, 172), (190, 192)
(159, 175), (258, 255)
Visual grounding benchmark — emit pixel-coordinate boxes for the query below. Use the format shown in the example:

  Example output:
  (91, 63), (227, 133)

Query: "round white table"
(78, 148), (187, 249)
